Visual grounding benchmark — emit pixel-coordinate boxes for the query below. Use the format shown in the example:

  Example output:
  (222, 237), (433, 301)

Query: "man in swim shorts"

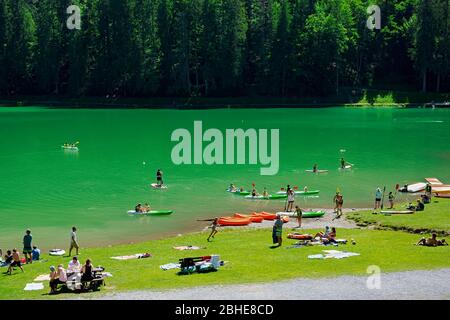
(23, 229), (33, 264)
(69, 226), (79, 256)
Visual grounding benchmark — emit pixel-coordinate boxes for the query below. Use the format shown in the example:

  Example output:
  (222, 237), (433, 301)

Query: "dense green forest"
(0, 0), (449, 98)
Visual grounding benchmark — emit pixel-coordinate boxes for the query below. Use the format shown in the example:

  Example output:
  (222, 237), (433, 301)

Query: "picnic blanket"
(34, 274), (50, 282)
(24, 283), (44, 291)
(110, 253), (152, 260)
(308, 250), (360, 260)
(160, 263), (181, 271)
(173, 246), (204, 251)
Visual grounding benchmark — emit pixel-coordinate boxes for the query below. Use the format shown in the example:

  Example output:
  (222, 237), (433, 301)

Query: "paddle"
(381, 186), (386, 209)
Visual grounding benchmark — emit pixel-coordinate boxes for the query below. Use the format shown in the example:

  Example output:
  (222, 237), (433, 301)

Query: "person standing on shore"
(23, 229), (33, 264)
(374, 188), (382, 210)
(156, 169), (163, 186)
(274, 215), (283, 247)
(68, 226), (80, 256)
(388, 191), (395, 209)
(286, 189), (295, 212)
(294, 206), (303, 228)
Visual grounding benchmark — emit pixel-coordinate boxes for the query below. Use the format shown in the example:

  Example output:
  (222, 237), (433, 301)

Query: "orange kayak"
(218, 217), (252, 226)
(253, 212), (277, 220)
(435, 193), (450, 198)
(233, 213), (264, 223)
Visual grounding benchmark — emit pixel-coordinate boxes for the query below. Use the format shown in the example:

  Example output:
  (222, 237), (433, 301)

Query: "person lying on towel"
(416, 234), (448, 247)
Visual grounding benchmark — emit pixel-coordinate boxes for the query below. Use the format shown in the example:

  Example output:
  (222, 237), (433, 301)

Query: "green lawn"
(0, 227), (448, 300)
(347, 199), (450, 235)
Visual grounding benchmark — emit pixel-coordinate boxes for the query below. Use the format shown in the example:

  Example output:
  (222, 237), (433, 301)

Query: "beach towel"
(308, 250), (360, 260)
(110, 253), (152, 260)
(33, 274), (50, 282)
(24, 283), (44, 291)
(173, 246), (204, 251)
(160, 263), (181, 271)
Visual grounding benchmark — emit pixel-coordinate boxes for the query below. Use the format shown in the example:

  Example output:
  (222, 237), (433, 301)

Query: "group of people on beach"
(1, 229), (41, 275)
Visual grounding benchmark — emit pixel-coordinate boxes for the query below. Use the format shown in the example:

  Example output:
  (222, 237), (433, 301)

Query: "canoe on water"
(276, 211), (326, 218)
(305, 169), (329, 173)
(380, 210), (414, 215)
(276, 190), (320, 195)
(128, 210), (173, 215)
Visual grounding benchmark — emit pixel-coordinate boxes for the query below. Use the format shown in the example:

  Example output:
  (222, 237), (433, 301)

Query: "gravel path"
(88, 268), (450, 300)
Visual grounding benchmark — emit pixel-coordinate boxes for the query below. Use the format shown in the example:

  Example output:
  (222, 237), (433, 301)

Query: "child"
(388, 192), (394, 209)
(32, 246), (40, 261)
(7, 249), (24, 275)
(207, 218), (219, 242)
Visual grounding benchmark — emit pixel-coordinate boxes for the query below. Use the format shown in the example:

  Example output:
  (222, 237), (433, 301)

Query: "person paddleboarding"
(156, 169), (163, 186)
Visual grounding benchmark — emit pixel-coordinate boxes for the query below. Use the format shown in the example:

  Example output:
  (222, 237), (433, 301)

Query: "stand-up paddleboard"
(49, 249), (66, 256)
(305, 169), (329, 173)
(435, 193), (450, 198)
(277, 211), (325, 218)
(244, 194), (287, 200)
(380, 210), (414, 215)
(128, 210), (173, 215)
(276, 190), (320, 195)
(151, 183), (167, 189)
(339, 165), (353, 170)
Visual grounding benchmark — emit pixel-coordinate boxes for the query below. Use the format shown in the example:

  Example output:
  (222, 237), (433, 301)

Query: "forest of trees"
(0, 0), (449, 98)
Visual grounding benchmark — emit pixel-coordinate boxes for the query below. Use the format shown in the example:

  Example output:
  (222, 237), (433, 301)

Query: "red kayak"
(218, 217), (252, 226)
(233, 213), (264, 223)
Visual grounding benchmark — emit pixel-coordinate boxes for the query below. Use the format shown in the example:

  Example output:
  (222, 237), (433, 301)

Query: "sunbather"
(416, 234), (448, 247)
(314, 226), (331, 239)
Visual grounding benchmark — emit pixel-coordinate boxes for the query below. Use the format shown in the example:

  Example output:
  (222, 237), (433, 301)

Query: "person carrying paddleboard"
(156, 169), (163, 186)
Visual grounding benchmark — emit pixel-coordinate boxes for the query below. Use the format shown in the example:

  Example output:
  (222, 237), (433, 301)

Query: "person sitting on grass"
(207, 218), (219, 242)
(407, 199), (425, 212)
(32, 246), (40, 261)
(416, 234), (448, 247)
(7, 249), (24, 275)
(321, 227), (337, 244)
(2, 250), (13, 267)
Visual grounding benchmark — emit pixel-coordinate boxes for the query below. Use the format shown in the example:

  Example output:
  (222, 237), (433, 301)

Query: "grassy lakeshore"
(1, 226), (449, 300)
(347, 199), (450, 235)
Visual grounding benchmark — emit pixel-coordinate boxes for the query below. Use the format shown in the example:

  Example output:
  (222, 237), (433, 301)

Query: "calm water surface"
(0, 107), (449, 249)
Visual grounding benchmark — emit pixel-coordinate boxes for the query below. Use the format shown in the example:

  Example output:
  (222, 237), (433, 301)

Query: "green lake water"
(0, 107), (449, 249)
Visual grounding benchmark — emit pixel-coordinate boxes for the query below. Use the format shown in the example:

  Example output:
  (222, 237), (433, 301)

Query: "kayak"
(305, 170), (328, 173)
(380, 210), (414, 214)
(226, 189), (251, 196)
(435, 193), (450, 198)
(287, 233), (313, 240)
(61, 146), (78, 151)
(218, 217), (251, 226)
(233, 213), (264, 223)
(253, 212), (277, 220)
(49, 249), (66, 256)
(277, 211), (326, 218)
(276, 190), (320, 195)
(128, 210), (173, 215)
(406, 182), (427, 193)
(244, 194), (287, 200)
(151, 183), (167, 189)
(432, 185), (450, 194)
